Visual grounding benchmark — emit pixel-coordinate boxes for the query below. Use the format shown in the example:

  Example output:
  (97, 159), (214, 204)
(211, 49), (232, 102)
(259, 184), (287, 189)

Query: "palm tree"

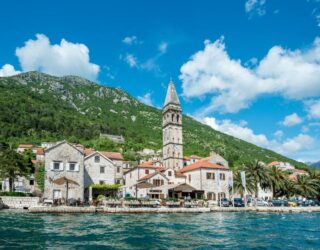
(294, 175), (319, 198)
(243, 160), (268, 198)
(232, 170), (255, 198)
(282, 179), (296, 199)
(267, 166), (287, 198)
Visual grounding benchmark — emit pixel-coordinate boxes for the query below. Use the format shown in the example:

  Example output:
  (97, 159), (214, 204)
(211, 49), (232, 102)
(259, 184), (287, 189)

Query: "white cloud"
(282, 134), (314, 153)
(202, 116), (316, 159)
(159, 42), (168, 54)
(203, 117), (269, 147)
(15, 34), (100, 80)
(137, 92), (153, 106)
(282, 113), (303, 126)
(180, 36), (320, 114)
(0, 64), (20, 77)
(245, 0), (266, 16)
(305, 100), (320, 119)
(122, 53), (138, 68)
(274, 130), (284, 139)
(122, 36), (138, 45)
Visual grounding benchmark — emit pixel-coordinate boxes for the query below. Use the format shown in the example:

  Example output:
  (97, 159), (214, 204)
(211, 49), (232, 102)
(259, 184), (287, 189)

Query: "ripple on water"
(0, 210), (320, 249)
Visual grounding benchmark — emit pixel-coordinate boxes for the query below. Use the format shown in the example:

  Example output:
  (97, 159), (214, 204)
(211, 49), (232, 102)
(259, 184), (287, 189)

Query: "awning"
(170, 183), (199, 192)
(52, 177), (79, 186)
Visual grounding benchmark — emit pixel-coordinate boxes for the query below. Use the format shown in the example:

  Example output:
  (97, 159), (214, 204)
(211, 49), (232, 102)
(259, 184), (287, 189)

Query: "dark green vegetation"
(0, 71), (307, 168)
(0, 191), (32, 197)
(0, 143), (33, 191)
(233, 160), (320, 199)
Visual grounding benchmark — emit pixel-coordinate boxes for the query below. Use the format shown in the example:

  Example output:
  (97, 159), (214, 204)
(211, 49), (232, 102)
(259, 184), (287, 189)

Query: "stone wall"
(0, 196), (40, 208)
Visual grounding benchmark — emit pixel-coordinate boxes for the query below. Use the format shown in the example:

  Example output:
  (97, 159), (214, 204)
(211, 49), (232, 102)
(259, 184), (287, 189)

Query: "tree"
(0, 143), (31, 191)
(243, 160), (268, 198)
(294, 175), (319, 198)
(232, 170), (255, 198)
(267, 166), (287, 198)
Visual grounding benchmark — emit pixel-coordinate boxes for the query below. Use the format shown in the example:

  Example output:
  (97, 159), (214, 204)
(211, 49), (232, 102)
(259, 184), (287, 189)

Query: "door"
(53, 189), (61, 199)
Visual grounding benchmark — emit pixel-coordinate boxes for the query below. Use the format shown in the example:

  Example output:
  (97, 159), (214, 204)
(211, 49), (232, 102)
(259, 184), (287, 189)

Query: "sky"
(0, 0), (319, 162)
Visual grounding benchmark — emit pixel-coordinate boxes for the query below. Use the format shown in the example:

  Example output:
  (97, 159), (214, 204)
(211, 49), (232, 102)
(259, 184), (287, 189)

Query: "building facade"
(162, 80), (183, 170)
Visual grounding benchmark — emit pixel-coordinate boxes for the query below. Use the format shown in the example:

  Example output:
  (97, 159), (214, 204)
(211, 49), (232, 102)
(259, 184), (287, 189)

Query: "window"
(153, 179), (164, 186)
(188, 174), (191, 182)
(220, 173), (226, 181)
(145, 169), (149, 175)
(168, 171), (172, 176)
(100, 166), (105, 174)
(207, 192), (216, 201)
(99, 180), (104, 185)
(177, 115), (180, 123)
(116, 179), (121, 184)
(206, 173), (215, 180)
(94, 155), (100, 163)
(53, 162), (61, 171)
(69, 163), (76, 171)
(117, 167), (120, 173)
(29, 180), (34, 186)
(172, 114), (174, 121)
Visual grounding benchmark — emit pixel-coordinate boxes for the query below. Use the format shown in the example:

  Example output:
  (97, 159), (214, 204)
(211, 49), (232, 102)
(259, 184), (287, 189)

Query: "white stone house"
(43, 141), (85, 202)
(178, 161), (232, 203)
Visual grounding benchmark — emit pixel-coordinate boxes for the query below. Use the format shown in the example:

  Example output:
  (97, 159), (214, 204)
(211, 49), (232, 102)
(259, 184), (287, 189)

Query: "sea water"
(0, 210), (319, 249)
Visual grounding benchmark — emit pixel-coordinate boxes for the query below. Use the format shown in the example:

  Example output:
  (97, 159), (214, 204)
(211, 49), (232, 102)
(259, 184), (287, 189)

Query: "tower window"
(172, 114), (174, 121)
(177, 115), (180, 123)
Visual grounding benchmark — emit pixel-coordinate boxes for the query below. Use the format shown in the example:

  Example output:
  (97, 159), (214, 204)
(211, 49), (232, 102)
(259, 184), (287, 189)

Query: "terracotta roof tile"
(178, 161), (228, 173)
(18, 144), (33, 148)
(36, 148), (44, 155)
(100, 151), (124, 160)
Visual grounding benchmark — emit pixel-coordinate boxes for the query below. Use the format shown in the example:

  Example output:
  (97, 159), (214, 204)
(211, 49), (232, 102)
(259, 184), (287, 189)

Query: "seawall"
(0, 196), (39, 209)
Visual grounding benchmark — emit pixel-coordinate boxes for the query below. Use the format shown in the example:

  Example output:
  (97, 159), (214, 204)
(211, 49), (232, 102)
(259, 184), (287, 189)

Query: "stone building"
(162, 80), (183, 170)
(43, 141), (85, 202)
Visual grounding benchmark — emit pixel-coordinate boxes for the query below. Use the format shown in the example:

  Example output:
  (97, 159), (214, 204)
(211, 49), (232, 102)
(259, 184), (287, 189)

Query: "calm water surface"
(0, 210), (319, 249)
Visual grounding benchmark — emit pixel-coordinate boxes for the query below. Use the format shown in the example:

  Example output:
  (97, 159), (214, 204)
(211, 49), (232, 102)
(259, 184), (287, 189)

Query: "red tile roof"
(84, 148), (94, 156)
(36, 148), (44, 155)
(100, 151), (124, 160)
(18, 144), (33, 148)
(268, 161), (280, 167)
(190, 155), (202, 159)
(178, 161), (228, 173)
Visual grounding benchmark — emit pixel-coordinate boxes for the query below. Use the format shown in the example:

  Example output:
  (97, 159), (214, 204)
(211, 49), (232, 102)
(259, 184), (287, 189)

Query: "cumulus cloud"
(282, 113), (303, 126)
(159, 42), (168, 54)
(203, 117), (269, 147)
(180, 37), (320, 114)
(305, 99), (320, 119)
(15, 34), (100, 80)
(0, 64), (20, 77)
(122, 36), (139, 45)
(245, 0), (266, 17)
(282, 134), (315, 153)
(202, 116), (315, 158)
(137, 92), (153, 106)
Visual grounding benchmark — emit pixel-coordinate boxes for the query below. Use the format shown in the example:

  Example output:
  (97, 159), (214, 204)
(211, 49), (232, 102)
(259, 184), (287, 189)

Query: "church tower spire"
(162, 80), (183, 170)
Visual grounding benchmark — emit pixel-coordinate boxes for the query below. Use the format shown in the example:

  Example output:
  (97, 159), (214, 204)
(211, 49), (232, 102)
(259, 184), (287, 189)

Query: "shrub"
(0, 192), (32, 197)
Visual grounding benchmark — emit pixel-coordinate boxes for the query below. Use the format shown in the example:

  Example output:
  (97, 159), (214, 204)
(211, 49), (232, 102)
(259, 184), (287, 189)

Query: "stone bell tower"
(162, 80), (183, 170)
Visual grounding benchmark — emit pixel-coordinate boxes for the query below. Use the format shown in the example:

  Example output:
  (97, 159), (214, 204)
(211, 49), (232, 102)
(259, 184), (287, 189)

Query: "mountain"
(310, 161), (320, 169)
(0, 71), (308, 168)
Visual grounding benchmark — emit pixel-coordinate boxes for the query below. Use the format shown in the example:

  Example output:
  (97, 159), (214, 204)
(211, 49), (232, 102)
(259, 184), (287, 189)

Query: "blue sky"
(0, 0), (320, 162)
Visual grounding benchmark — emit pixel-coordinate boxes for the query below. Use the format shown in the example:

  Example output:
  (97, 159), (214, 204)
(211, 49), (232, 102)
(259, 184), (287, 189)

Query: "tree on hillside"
(243, 160), (268, 198)
(0, 143), (31, 191)
(267, 166), (287, 198)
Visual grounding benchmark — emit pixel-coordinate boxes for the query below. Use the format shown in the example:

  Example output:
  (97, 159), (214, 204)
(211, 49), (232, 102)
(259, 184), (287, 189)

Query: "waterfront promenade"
(27, 205), (320, 213)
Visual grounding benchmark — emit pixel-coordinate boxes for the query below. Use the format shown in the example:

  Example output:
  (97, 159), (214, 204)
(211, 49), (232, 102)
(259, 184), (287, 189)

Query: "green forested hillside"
(0, 72), (307, 168)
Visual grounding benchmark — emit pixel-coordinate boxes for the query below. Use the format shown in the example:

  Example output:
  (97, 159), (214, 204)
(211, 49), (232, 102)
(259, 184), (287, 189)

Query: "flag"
(240, 171), (246, 189)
